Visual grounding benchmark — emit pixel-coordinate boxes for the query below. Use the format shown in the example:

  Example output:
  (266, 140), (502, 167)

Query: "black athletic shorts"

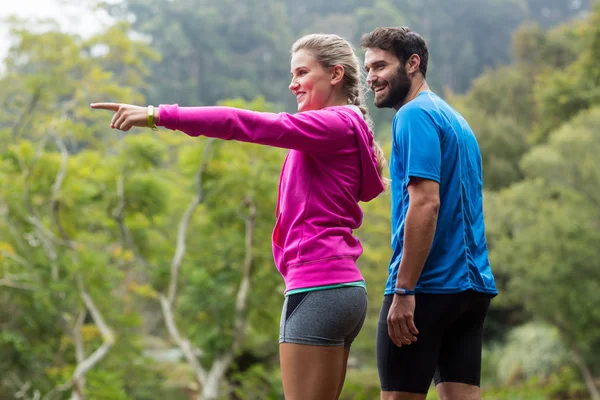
(376, 290), (493, 394)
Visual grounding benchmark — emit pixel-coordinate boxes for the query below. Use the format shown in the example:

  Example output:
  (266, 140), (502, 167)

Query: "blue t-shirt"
(385, 91), (498, 296)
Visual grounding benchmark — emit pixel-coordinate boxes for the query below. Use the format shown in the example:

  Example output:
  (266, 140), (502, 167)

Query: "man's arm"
(386, 106), (441, 347)
(395, 177), (440, 290)
(386, 177), (439, 348)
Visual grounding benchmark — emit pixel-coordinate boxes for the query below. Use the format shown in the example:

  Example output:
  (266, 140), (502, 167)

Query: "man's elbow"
(424, 198), (441, 215)
(411, 195), (440, 215)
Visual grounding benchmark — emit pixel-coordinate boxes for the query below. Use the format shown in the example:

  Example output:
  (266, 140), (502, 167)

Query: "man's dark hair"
(361, 27), (429, 78)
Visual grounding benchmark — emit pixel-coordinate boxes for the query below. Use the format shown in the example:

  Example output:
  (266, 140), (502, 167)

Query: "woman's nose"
(289, 79), (299, 91)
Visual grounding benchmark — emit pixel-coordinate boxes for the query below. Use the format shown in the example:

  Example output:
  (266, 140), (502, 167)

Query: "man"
(361, 27), (498, 400)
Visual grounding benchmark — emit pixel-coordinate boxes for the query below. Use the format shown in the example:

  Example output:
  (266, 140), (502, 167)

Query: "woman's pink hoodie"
(157, 104), (385, 293)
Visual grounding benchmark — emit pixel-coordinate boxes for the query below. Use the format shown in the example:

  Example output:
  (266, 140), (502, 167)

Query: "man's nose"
(366, 71), (376, 86)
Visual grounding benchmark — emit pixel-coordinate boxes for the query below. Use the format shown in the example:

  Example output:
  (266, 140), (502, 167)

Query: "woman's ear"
(331, 65), (345, 86)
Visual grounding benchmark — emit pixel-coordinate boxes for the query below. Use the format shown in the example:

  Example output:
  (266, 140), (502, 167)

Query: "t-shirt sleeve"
(395, 107), (441, 184)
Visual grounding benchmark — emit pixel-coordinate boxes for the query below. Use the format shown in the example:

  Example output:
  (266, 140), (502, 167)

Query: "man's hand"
(387, 294), (419, 347)
(90, 103), (149, 132)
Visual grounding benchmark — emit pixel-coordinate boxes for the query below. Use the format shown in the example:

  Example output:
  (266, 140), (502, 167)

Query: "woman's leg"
(280, 343), (348, 400)
(335, 348), (351, 399)
(278, 287), (367, 399)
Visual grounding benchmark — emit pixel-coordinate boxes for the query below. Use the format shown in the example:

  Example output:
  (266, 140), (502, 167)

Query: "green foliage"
(484, 108), (600, 397)
(455, 102), (529, 189)
(104, 0), (592, 132)
(229, 363), (284, 399)
(496, 323), (571, 384)
(531, 3), (600, 142)
(339, 367), (381, 399)
(2, 1), (600, 398)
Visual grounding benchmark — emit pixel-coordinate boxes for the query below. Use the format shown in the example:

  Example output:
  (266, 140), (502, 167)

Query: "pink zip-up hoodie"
(157, 104), (385, 293)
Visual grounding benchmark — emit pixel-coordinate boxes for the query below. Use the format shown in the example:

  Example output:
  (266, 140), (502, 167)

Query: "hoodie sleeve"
(156, 104), (356, 153)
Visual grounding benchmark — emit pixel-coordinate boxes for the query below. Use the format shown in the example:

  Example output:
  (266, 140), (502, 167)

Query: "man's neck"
(395, 78), (430, 110)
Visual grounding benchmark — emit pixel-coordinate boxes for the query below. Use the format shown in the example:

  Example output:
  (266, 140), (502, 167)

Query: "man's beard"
(374, 65), (412, 109)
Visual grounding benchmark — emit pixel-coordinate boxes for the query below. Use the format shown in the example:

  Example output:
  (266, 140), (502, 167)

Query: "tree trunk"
(571, 343), (600, 400)
(553, 319), (599, 400)
(200, 381), (219, 400)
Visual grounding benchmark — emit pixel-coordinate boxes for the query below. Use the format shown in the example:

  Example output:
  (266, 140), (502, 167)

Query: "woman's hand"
(90, 103), (154, 131)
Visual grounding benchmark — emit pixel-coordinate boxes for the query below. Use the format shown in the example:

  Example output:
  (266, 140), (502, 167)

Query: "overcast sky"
(0, 0), (112, 59)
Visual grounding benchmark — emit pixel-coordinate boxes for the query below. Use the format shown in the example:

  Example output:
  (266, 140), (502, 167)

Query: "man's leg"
(434, 291), (492, 400)
(381, 391), (427, 400)
(436, 383), (480, 400)
(377, 294), (458, 399)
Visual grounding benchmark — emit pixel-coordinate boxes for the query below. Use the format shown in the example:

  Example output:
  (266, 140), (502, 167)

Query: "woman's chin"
(298, 102), (317, 113)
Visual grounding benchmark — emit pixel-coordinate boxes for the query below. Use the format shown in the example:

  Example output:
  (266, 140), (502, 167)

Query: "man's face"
(364, 48), (411, 110)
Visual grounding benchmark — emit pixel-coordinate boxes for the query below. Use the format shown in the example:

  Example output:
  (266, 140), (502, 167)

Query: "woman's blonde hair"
(291, 34), (389, 188)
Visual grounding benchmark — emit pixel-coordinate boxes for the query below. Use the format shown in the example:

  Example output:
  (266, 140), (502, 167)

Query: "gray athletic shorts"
(279, 286), (368, 349)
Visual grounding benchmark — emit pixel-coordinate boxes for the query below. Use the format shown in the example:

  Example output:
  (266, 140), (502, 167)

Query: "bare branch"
(45, 284), (115, 400)
(202, 197), (257, 398)
(552, 317), (600, 400)
(49, 129), (72, 243)
(22, 133), (60, 280)
(571, 341), (600, 400)
(168, 139), (214, 305)
(204, 356), (232, 398)
(23, 135), (49, 216)
(155, 140), (217, 396)
(112, 174), (153, 269)
(0, 196), (29, 254)
(0, 277), (37, 291)
(14, 381), (32, 399)
(21, 122), (101, 255)
(73, 308), (87, 364)
(71, 308), (87, 400)
(159, 294), (207, 386)
(0, 249), (33, 269)
(230, 197), (256, 354)
(159, 141), (259, 399)
(13, 88), (41, 140)
(10, 375), (41, 400)
(72, 286), (115, 382)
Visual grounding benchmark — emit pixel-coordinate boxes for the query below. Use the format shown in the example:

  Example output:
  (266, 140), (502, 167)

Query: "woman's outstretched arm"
(90, 102), (357, 153)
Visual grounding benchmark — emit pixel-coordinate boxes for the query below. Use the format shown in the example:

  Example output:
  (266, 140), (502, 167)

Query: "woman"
(91, 33), (386, 400)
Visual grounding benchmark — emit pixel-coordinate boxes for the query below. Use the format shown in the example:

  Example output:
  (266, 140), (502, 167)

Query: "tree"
(104, 0), (294, 110)
(485, 107), (600, 399)
(107, 97), (285, 399)
(0, 20), (170, 400)
(533, 1), (600, 142)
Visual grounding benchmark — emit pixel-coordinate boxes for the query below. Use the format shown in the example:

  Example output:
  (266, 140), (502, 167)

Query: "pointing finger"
(90, 102), (121, 112)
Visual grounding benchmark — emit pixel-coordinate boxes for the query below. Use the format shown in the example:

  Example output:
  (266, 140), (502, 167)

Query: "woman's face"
(289, 49), (335, 112)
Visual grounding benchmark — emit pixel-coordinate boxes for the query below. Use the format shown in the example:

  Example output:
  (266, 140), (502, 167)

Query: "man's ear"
(331, 65), (345, 85)
(406, 54), (421, 75)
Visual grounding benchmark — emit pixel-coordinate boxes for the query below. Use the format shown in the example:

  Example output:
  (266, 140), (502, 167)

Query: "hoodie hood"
(340, 105), (385, 202)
